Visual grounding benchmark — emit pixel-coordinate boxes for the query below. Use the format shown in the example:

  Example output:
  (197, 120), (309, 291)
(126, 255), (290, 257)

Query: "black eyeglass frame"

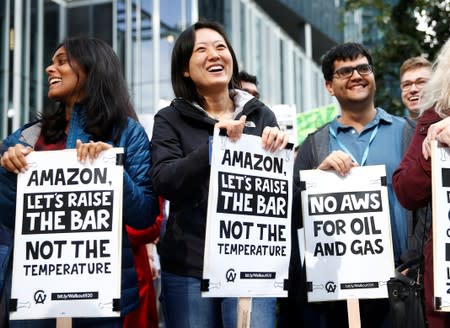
(333, 64), (374, 79)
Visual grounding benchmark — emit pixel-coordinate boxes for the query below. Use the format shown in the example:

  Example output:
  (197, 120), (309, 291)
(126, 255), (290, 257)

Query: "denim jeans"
(160, 271), (276, 328)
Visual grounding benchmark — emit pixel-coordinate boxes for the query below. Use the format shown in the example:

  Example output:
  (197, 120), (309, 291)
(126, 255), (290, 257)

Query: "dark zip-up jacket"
(151, 92), (279, 278)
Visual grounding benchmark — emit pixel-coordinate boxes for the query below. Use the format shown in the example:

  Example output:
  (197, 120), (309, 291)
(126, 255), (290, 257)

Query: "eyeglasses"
(333, 64), (373, 79)
(400, 78), (428, 91)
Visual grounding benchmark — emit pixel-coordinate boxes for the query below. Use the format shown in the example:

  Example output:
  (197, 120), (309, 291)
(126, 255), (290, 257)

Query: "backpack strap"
(312, 123), (331, 166)
(401, 116), (416, 156)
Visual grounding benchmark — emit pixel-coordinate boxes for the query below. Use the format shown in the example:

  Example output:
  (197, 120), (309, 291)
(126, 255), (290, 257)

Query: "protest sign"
(300, 165), (395, 302)
(10, 148), (124, 320)
(202, 130), (293, 297)
(431, 141), (450, 311)
(271, 104), (298, 147)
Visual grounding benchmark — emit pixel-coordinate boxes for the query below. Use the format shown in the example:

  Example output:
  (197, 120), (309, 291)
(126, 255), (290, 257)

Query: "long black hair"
(171, 20), (240, 108)
(41, 36), (137, 144)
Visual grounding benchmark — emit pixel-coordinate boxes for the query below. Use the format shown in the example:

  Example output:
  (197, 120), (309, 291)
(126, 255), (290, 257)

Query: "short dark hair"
(171, 20), (240, 108)
(321, 42), (373, 81)
(239, 70), (258, 86)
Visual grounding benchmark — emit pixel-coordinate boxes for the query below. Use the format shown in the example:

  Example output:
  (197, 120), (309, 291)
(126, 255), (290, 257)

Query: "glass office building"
(1, 0), (336, 139)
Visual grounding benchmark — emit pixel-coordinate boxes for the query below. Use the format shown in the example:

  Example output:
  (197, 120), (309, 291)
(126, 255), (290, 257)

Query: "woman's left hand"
(76, 139), (112, 163)
(261, 126), (289, 152)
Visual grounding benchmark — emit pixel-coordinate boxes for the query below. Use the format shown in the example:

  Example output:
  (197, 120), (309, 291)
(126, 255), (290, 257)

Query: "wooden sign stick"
(237, 297), (252, 328)
(347, 298), (361, 328)
(56, 318), (72, 328)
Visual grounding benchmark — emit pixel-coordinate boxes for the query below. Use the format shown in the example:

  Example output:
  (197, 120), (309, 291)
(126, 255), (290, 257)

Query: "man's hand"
(317, 150), (358, 176)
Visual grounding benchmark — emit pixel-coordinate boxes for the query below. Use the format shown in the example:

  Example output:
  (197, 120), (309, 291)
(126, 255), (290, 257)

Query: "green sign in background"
(296, 104), (338, 146)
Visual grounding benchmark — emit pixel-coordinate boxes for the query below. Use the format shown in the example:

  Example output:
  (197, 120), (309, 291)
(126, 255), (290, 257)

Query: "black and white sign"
(432, 141), (450, 311)
(10, 148), (124, 319)
(202, 130), (293, 297)
(300, 165), (395, 302)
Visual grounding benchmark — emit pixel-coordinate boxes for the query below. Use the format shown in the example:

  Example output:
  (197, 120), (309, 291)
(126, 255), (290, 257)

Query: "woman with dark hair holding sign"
(150, 20), (289, 328)
(0, 36), (158, 327)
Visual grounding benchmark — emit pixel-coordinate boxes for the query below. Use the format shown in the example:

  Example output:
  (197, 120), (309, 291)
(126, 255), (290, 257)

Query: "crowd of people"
(0, 18), (449, 328)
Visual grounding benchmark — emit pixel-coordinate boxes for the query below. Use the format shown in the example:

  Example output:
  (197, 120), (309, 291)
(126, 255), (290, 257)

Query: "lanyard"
(328, 124), (379, 166)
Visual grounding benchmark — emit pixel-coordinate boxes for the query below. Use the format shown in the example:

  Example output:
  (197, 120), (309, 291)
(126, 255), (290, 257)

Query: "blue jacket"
(0, 104), (158, 315)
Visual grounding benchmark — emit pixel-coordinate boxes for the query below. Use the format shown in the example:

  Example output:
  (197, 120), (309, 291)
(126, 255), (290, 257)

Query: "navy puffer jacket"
(0, 104), (158, 315)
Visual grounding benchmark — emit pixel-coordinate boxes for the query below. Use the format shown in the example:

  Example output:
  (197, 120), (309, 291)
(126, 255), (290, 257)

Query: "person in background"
(151, 20), (288, 328)
(393, 38), (450, 328)
(0, 36), (159, 328)
(285, 42), (415, 328)
(239, 70), (260, 99)
(398, 56), (433, 267)
(400, 56), (432, 119)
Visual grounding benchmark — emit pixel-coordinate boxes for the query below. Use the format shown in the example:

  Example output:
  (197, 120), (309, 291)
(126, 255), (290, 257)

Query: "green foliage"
(342, 0), (450, 116)
(297, 104), (338, 145)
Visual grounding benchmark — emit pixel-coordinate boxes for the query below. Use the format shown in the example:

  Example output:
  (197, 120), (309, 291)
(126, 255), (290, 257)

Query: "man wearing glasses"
(400, 56), (432, 119)
(285, 43), (415, 327)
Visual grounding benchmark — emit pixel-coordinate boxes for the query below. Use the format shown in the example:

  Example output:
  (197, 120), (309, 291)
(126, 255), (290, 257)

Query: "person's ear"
(325, 80), (334, 96)
(183, 71), (190, 78)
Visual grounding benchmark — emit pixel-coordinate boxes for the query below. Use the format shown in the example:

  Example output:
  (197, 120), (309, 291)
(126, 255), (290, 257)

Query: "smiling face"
(325, 55), (376, 110)
(184, 28), (233, 96)
(400, 67), (431, 117)
(45, 46), (86, 108)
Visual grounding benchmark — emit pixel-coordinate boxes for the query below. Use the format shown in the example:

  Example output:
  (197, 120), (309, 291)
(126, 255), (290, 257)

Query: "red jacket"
(392, 108), (450, 328)
(123, 197), (165, 328)
(392, 108), (440, 209)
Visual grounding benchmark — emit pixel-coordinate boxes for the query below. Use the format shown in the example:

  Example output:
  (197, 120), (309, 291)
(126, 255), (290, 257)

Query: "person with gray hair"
(393, 38), (450, 328)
